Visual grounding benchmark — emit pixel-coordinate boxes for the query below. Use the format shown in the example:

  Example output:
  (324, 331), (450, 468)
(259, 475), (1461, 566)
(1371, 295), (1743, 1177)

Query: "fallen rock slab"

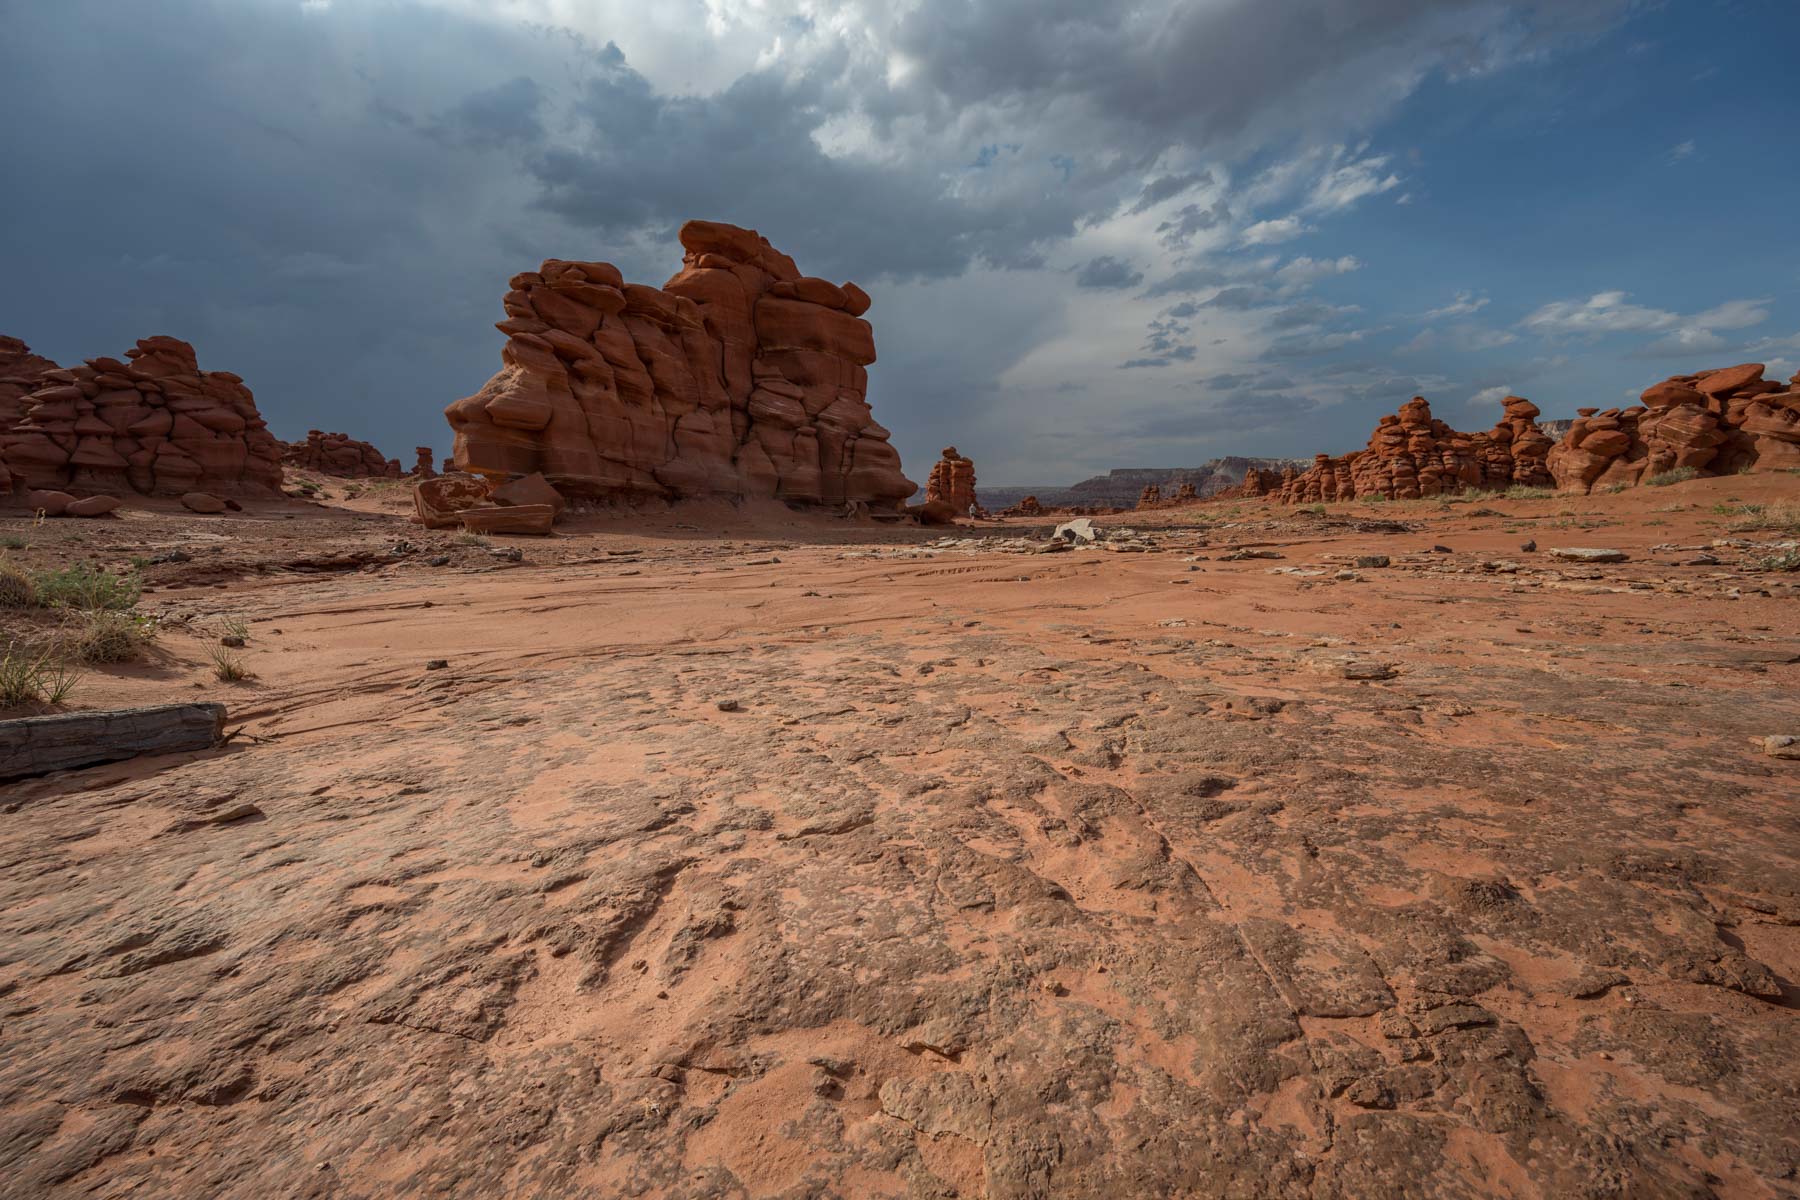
(1548, 547), (1630, 563)
(0, 703), (226, 781)
(458, 503), (556, 536)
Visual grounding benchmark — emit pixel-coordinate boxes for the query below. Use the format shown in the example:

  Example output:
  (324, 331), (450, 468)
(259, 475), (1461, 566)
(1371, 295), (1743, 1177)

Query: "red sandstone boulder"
(446, 221), (916, 511)
(181, 491), (227, 514)
(25, 489), (75, 516)
(1696, 363), (1764, 397)
(413, 474), (492, 529)
(1641, 380), (1707, 409)
(65, 494), (122, 517)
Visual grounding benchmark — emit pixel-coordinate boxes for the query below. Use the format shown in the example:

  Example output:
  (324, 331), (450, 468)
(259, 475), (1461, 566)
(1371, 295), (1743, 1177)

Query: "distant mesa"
(445, 219), (917, 512)
(1260, 365), (1800, 502)
(280, 430), (405, 478)
(0, 335), (283, 501)
(979, 458), (1307, 513)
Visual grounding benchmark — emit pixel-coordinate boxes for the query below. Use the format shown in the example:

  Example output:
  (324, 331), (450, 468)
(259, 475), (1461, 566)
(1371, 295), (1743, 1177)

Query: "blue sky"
(2, 0), (1795, 485)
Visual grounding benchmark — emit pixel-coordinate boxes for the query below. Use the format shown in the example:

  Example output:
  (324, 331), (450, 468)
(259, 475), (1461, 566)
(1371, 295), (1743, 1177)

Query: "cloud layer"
(6, 0), (1789, 484)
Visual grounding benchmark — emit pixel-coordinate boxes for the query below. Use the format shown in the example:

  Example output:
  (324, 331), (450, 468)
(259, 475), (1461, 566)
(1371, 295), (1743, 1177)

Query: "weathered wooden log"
(0, 703), (226, 780)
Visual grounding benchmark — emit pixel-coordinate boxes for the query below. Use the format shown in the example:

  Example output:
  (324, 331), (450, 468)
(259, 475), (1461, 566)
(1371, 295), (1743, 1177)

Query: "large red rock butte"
(446, 220), (917, 511)
(1547, 363), (1800, 491)
(280, 430), (403, 478)
(923, 446), (978, 515)
(1, 336), (283, 499)
(1255, 395), (1554, 503)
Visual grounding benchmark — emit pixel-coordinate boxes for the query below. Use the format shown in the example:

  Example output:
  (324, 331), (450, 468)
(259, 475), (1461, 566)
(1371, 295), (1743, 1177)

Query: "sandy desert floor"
(2, 475), (1798, 1198)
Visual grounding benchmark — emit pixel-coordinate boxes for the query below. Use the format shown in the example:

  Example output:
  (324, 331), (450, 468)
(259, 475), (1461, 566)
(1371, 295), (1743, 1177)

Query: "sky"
(2, 0), (1797, 486)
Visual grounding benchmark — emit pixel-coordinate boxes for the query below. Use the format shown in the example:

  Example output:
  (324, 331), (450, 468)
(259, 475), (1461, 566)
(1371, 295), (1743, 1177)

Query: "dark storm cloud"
(885, 0), (1634, 149)
(1155, 199), (1231, 248)
(1075, 256), (1145, 289)
(1127, 171), (1214, 214)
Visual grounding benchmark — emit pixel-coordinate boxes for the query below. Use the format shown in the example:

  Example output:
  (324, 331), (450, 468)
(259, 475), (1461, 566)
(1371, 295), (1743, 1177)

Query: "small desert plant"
(220, 616), (250, 642)
(209, 645), (252, 681)
(0, 644), (81, 709)
(1645, 466), (1699, 487)
(1, 535), (25, 550)
(1502, 485), (1554, 500)
(64, 611), (157, 664)
(0, 560), (37, 608)
(1754, 549), (1799, 572)
(1727, 503), (1799, 534)
(454, 532), (490, 547)
(29, 563), (142, 611)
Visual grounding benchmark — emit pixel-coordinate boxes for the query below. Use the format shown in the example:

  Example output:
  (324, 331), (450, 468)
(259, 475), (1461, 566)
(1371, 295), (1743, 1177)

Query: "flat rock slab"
(1548, 547), (1630, 562)
(459, 503), (556, 535)
(0, 704), (226, 781)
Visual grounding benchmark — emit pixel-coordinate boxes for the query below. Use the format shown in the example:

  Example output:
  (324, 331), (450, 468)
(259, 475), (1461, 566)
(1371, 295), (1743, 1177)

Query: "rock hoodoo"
(1269, 395), (1554, 503)
(281, 430), (403, 478)
(1, 336), (283, 498)
(1547, 363), (1800, 491)
(445, 220), (916, 510)
(412, 447), (436, 478)
(924, 446), (978, 515)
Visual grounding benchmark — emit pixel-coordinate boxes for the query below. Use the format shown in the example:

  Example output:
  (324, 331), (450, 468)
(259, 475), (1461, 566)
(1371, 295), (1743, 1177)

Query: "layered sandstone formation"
(1266, 395), (1554, 503)
(412, 448), (436, 479)
(0, 337), (60, 430)
(924, 446), (978, 514)
(281, 430), (403, 478)
(1, 337), (283, 498)
(1547, 364), (1800, 492)
(0, 338), (62, 495)
(445, 221), (916, 510)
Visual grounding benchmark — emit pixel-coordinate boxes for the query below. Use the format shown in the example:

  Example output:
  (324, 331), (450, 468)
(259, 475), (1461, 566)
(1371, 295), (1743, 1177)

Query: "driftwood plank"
(0, 703), (226, 781)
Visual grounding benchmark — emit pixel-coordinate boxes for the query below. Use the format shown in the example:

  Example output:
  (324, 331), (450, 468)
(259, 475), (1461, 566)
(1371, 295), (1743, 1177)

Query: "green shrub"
(29, 563), (142, 611)
(1502, 485), (1554, 500)
(64, 611), (156, 664)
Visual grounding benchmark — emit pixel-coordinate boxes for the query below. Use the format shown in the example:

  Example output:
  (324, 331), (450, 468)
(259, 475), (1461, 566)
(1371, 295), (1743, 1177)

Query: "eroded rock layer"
(281, 430), (403, 478)
(1269, 395), (1554, 503)
(1547, 364), (1800, 492)
(1, 337), (283, 497)
(446, 220), (916, 510)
